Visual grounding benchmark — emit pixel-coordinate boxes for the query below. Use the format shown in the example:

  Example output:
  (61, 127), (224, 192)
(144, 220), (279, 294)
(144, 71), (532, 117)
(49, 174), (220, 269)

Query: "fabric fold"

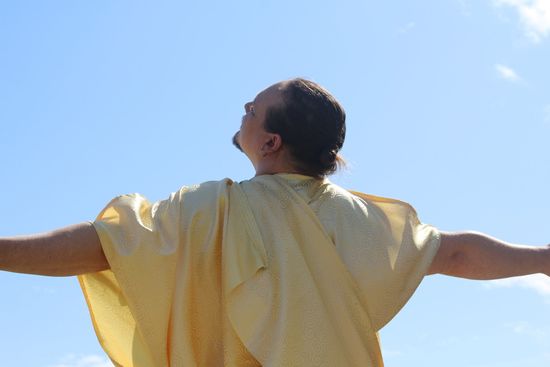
(222, 183), (268, 296)
(227, 176), (385, 366)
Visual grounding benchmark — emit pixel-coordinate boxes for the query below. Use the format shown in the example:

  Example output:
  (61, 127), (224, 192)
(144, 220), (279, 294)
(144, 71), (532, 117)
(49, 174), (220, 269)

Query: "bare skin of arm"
(0, 222), (109, 277)
(428, 231), (550, 279)
(2, 224), (548, 279)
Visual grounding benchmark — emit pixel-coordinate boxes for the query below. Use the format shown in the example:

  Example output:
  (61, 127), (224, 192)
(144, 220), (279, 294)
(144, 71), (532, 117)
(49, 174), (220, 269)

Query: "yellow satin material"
(78, 173), (440, 366)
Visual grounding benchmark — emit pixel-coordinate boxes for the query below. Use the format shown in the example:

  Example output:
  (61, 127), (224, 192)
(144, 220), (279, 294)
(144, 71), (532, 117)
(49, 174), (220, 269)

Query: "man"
(1, 78), (549, 366)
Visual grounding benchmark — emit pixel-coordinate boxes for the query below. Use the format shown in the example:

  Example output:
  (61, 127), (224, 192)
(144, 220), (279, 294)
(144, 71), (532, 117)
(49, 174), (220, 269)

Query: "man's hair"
(264, 78), (346, 178)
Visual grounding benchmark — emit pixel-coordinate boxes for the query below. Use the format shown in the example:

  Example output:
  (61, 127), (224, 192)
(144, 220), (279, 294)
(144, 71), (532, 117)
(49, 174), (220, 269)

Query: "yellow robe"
(78, 173), (440, 367)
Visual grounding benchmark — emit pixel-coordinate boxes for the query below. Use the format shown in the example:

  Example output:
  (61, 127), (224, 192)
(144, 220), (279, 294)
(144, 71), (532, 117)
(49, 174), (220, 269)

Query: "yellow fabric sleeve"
(78, 189), (185, 367)
(348, 191), (441, 331)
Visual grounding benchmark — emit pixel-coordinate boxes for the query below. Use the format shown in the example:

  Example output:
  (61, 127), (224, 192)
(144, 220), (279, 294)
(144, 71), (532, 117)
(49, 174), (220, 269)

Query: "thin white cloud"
(457, 0), (473, 16)
(495, 63), (522, 81)
(493, 0), (550, 42)
(32, 285), (56, 295)
(484, 274), (550, 302)
(48, 354), (113, 367)
(505, 321), (550, 344)
(397, 21), (416, 34)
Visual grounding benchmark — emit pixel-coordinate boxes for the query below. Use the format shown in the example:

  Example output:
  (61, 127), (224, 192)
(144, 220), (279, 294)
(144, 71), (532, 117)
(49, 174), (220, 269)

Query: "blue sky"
(1, 1), (549, 366)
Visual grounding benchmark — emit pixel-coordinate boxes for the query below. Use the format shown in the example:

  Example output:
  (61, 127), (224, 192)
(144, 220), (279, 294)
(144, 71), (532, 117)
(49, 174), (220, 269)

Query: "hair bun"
(320, 148), (338, 166)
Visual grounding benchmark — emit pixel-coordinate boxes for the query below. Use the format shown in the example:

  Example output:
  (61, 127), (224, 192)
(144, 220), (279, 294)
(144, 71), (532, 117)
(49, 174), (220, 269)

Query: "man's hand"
(0, 222), (109, 277)
(428, 231), (550, 280)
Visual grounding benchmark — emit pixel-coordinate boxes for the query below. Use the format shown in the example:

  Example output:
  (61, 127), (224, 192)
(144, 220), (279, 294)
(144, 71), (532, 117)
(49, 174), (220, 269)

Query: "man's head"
(233, 78), (346, 178)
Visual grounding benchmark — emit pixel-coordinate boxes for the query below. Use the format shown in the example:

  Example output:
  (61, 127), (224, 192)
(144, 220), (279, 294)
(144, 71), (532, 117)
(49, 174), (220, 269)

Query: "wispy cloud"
(32, 285), (56, 295)
(504, 321), (550, 345)
(493, 0), (550, 43)
(397, 21), (416, 34)
(457, 0), (473, 16)
(495, 63), (522, 81)
(484, 274), (550, 303)
(48, 354), (114, 367)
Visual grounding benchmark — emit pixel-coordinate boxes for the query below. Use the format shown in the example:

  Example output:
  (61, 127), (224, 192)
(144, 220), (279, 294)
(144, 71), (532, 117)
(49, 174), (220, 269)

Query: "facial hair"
(232, 131), (243, 152)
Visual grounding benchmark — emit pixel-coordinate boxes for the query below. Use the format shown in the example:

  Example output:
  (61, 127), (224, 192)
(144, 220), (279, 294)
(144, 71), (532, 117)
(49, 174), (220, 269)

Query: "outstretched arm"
(0, 222), (109, 277)
(427, 231), (550, 279)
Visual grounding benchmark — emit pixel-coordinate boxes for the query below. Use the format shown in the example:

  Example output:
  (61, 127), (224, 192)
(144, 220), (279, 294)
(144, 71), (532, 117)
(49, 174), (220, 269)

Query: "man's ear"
(262, 133), (283, 154)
